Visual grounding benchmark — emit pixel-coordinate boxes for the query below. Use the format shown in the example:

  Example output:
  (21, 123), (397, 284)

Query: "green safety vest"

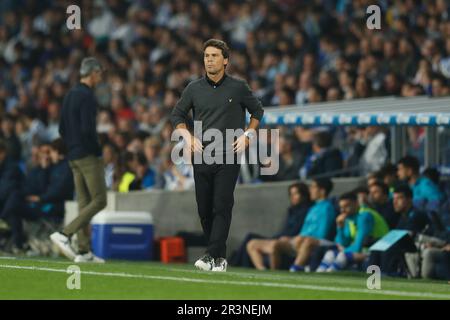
(348, 206), (389, 241)
(119, 172), (136, 193)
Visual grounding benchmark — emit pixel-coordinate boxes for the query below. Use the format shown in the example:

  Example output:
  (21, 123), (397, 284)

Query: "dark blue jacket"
(396, 208), (430, 234)
(39, 159), (74, 203)
(0, 133), (22, 161)
(303, 148), (343, 178)
(273, 202), (311, 238)
(374, 201), (398, 229)
(59, 83), (102, 160)
(22, 166), (50, 197)
(0, 158), (23, 203)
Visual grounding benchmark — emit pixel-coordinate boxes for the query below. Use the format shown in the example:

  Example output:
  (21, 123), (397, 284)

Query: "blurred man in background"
(397, 156), (443, 206)
(0, 140), (24, 252)
(51, 57), (107, 263)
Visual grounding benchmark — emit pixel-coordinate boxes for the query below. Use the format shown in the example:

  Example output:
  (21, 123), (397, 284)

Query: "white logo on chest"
(229, 98), (232, 103)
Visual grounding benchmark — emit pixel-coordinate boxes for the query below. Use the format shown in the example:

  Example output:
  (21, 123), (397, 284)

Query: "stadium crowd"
(0, 0), (449, 277)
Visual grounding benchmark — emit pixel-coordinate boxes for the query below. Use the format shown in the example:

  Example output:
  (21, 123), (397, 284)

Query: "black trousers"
(193, 162), (241, 259)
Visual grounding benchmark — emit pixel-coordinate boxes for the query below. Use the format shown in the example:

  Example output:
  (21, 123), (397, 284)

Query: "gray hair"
(79, 57), (103, 77)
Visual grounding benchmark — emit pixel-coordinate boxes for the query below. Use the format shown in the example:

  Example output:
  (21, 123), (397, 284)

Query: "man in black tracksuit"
(171, 39), (264, 272)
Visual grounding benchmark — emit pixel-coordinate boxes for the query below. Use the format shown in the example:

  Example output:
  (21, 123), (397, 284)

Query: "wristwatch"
(244, 130), (256, 140)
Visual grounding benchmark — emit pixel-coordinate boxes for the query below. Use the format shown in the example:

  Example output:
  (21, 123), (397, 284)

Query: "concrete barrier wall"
(102, 177), (365, 256)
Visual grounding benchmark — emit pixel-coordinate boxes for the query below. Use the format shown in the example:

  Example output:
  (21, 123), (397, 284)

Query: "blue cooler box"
(91, 211), (154, 260)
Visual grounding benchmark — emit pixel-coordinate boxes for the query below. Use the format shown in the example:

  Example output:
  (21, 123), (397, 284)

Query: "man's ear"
(224, 58), (229, 68)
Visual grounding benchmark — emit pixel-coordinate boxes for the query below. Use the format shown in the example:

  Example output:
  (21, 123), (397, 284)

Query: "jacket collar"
(205, 73), (227, 87)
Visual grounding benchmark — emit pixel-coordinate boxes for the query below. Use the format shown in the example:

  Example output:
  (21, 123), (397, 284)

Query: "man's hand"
(27, 195), (40, 202)
(336, 213), (347, 228)
(188, 135), (203, 153)
(39, 155), (50, 169)
(174, 126), (203, 154)
(232, 134), (249, 153)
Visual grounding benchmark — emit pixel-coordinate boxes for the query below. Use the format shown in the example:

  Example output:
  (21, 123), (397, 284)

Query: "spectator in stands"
(366, 171), (383, 188)
(354, 76), (372, 98)
(368, 181), (398, 229)
(345, 127), (367, 171)
(117, 151), (138, 193)
(338, 70), (356, 100)
(378, 163), (399, 197)
(367, 185), (434, 276)
(326, 87), (343, 102)
(381, 72), (402, 96)
(354, 186), (370, 207)
(422, 167), (441, 188)
(143, 136), (163, 174)
(274, 86), (296, 107)
(431, 76), (450, 97)
(12, 138), (74, 249)
(45, 100), (61, 141)
(1, 114), (21, 162)
(22, 143), (51, 193)
(239, 143), (260, 184)
(269, 178), (336, 271)
(160, 152), (194, 191)
(241, 182), (311, 269)
(32, 138), (74, 214)
(0, 140), (23, 241)
(392, 185), (431, 235)
(406, 127), (426, 163)
(140, 105), (167, 137)
(295, 72), (313, 106)
(397, 156), (444, 205)
(359, 127), (388, 176)
(401, 81), (425, 97)
(299, 130), (343, 179)
(316, 192), (389, 272)
(129, 152), (158, 190)
(306, 84), (325, 104)
(272, 135), (303, 181)
(97, 109), (115, 134)
(17, 108), (48, 161)
(102, 143), (120, 191)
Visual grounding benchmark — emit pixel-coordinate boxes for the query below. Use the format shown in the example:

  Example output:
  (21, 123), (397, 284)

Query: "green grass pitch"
(0, 256), (448, 300)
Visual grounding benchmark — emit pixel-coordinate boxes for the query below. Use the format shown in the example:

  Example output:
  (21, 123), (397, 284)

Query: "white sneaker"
(50, 232), (76, 260)
(212, 258), (227, 272)
(194, 254), (214, 271)
(326, 265), (339, 272)
(74, 252), (105, 263)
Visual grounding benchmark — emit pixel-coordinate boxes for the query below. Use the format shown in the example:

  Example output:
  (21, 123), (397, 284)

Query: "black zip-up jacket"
(59, 83), (102, 160)
(170, 74), (264, 148)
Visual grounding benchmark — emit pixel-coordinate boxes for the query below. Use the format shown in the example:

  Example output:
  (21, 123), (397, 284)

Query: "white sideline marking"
(0, 264), (449, 299)
(164, 267), (353, 283)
